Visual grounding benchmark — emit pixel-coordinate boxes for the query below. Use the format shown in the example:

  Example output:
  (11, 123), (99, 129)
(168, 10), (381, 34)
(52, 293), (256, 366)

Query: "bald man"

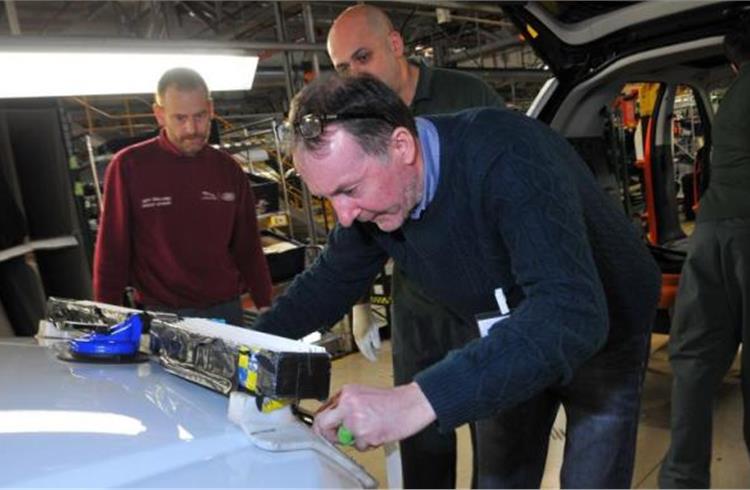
(327, 5), (504, 488)
(328, 4), (502, 114)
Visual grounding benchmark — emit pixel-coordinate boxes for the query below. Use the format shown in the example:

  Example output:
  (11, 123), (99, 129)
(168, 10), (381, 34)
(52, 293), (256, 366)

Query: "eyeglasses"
(276, 113), (392, 145)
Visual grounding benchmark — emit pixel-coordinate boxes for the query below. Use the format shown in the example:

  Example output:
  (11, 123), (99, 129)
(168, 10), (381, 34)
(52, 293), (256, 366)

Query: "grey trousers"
(659, 218), (750, 488)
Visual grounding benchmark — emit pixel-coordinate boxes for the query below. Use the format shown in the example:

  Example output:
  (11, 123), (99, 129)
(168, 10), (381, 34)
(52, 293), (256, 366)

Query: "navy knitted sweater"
(255, 108), (660, 431)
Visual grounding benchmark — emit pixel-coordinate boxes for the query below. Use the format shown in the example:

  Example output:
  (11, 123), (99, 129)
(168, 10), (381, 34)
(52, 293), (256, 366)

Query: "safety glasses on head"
(276, 113), (392, 146)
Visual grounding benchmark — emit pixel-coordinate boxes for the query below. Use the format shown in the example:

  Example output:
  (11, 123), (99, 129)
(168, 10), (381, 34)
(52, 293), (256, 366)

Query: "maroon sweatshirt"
(93, 130), (272, 309)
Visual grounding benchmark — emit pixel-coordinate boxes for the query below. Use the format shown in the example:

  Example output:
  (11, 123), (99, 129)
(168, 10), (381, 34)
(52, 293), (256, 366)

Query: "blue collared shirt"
(410, 117), (440, 220)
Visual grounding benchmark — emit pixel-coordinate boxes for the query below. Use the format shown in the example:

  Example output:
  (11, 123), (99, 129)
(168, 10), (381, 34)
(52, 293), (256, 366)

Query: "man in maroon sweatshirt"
(93, 67), (272, 325)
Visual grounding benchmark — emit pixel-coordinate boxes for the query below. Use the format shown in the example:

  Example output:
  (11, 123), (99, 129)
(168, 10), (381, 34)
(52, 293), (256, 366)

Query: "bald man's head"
(330, 4), (394, 42)
(327, 4), (407, 97)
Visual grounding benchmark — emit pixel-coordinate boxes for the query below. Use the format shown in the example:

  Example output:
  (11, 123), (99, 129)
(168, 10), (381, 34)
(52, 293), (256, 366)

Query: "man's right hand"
(313, 382), (437, 451)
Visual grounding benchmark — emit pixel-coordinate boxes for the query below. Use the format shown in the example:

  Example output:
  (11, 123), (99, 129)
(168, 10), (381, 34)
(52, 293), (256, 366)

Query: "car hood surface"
(0, 338), (363, 488)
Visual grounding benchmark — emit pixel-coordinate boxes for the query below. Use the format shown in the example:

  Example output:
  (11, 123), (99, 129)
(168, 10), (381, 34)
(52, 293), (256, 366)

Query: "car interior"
(534, 34), (736, 332)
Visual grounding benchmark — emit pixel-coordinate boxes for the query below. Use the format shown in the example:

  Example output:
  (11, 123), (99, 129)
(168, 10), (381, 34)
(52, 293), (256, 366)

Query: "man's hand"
(313, 382), (436, 451)
(352, 303), (381, 362)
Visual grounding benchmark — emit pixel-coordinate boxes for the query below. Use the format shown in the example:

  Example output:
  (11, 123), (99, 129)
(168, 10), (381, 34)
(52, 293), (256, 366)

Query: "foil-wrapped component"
(42, 299), (331, 403)
(46, 297), (121, 328)
(150, 318), (330, 401)
(150, 319), (237, 394)
(256, 350), (330, 401)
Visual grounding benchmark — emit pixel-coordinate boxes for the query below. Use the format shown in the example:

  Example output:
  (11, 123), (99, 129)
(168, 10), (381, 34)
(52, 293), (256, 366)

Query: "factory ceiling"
(0, 1), (549, 143)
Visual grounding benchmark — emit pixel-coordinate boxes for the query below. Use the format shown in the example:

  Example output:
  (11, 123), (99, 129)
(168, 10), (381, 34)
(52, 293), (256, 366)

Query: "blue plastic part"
(70, 314), (143, 357)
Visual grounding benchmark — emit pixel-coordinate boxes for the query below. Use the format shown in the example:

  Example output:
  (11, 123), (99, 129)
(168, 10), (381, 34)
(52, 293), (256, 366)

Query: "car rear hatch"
(501, 1), (746, 121)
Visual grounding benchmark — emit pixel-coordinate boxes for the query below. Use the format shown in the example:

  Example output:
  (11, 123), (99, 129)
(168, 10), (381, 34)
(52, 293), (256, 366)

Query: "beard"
(178, 133), (208, 155)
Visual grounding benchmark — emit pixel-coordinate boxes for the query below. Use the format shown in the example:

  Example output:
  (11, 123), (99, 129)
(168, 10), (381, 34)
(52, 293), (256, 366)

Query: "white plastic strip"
(30, 235), (78, 250)
(228, 392), (377, 489)
(0, 236), (79, 263)
(0, 243), (32, 263)
(494, 288), (510, 315)
(174, 317), (325, 353)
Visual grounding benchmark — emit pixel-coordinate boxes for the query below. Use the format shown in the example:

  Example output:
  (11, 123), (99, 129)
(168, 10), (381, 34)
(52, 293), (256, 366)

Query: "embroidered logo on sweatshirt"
(141, 196), (172, 208)
(201, 191), (235, 202)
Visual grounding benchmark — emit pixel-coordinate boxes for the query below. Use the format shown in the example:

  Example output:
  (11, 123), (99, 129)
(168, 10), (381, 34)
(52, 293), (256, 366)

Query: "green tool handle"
(337, 425), (355, 446)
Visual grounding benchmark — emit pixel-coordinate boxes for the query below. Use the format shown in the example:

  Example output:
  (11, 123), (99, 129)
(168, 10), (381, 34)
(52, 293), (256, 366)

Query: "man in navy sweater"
(327, 6), (504, 487)
(254, 74), (660, 488)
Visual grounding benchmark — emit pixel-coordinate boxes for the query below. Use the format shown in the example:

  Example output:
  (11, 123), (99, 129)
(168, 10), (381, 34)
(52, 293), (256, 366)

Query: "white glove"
(352, 303), (381, 362)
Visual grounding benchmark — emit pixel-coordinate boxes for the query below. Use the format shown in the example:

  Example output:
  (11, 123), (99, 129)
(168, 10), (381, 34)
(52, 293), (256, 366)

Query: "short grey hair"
(155, 67), (210, 105)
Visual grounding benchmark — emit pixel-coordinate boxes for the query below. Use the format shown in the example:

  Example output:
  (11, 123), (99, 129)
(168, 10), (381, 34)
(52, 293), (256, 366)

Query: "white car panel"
(0, 338), (371, 488)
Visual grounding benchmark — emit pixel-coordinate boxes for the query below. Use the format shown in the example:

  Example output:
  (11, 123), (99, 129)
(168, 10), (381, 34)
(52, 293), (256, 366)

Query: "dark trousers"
(144, 297), (244, 326)
(659, 219), (750, 489)
(475, 331), (650, 489)
(391, 267), (479, 489)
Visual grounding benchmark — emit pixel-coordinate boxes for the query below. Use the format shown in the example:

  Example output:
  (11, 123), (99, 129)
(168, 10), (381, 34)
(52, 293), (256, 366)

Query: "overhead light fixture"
(0, 50), (258, 99)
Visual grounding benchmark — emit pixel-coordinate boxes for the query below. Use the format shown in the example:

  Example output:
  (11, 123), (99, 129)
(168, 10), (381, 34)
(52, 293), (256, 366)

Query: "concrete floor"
(309, 334), (749, 489)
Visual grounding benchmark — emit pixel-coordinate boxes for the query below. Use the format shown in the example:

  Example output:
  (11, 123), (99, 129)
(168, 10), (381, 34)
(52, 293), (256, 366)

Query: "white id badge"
(494, 287), (510, 315)
(475, 311), (510, 338)
(475, 287), (511, 338)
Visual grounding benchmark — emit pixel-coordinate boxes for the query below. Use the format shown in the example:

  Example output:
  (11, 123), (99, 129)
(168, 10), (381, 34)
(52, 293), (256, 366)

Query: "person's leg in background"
(559, 330), (651, 488)
(391, 267), (477, 489)
(659, 220), (741, 488)
(474, 391), (559, 489)
(718, 219), (750, 457)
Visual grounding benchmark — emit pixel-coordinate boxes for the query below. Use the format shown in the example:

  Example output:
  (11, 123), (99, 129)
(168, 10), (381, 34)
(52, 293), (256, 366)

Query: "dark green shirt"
(698, 63), (750, 221)
(410, 60), (504, 116)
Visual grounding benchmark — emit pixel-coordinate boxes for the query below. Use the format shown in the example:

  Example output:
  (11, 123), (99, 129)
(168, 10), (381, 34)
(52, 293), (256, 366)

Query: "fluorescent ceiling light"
(0, 51), (258, 98)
